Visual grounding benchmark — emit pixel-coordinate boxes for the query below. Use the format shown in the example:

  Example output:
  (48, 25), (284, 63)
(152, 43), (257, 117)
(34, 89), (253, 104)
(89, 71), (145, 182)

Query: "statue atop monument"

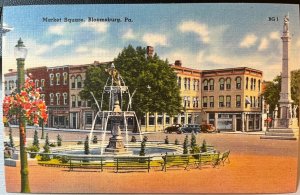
(283, 15), (289, 33)
(106, 63), (121, 86)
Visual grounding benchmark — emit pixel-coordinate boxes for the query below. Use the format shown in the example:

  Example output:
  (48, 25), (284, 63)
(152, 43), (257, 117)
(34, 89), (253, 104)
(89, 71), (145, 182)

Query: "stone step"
(265, 132), (297, 137)
(267, 128), (298, 133)
(260, 135), (298, 140)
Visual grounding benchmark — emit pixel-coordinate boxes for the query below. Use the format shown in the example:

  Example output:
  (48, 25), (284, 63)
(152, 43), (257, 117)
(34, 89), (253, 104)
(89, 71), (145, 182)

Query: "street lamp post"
(184, 96), (187, 125)
(15, 38), (30, 193)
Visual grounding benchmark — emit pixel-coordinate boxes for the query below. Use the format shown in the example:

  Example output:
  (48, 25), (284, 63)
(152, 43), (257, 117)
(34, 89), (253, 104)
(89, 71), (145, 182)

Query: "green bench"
(218, 150), (230, 166)
(161, 154), (191, 172)
(194, 152), (220, 168)
(114, 156), (152, 173)
(68, 156), (106, 172)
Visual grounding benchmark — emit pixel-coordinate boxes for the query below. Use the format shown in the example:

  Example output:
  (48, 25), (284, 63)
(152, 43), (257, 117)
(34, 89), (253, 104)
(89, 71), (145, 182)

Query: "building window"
(196, 97), (199, 108)
(209, 96), (214, 107)
(50, 93), (54, 105)
(219, 96), (224, 107)
(71, 95), (76, 107)
(203, 96), (208, 108)
(50, 74), (54, 86)
(4, 81), (7, 90)
(157, 114), (163, 125)
(85, 112), (93, 125)
(177, 77), (181, 89)
(184, 78), (187, 90)
(63, 72), (68, 85)
(77, 95), (82, 107)
(87, 100), (92, 107)
(236, 77), (242, 89)
(71, 76), (75, 89)
(209, 79), (214, 90)
(258, 96), (261, 107)
(187, 97), (190, 107)
(187, 78), (190, 90)
(219, 78), (225, 90)
(253, 79), (256, 90)
(236, 95), (241, 107)
(203, 80), (208, 91)
(76, 75), (82, 88)
(225, 96), (231, 107)
(250, 96), (253, 107)
(253, 96), (256, 107)
(56, 73), (60, 85)
(149, 114), (155, 125)
(250, 78), (253, 90)
(193, 97), (196, 108)
(226, 78), (231, 90)
(35, 80), (39, 88)
(258, 80), (261, 91)
(63, 93), (68, 105)
(246, 77), (249, 90)
(165, 115), (170, 124)
(41, 94), (45, 101)
(56, 93), (60, 105)
(196, 80), (199, 91)
(41, 79), (45, 88)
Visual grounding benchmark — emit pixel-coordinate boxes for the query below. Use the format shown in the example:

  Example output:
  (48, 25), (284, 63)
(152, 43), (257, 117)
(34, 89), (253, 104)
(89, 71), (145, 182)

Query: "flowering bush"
(3, 77), (48, 126)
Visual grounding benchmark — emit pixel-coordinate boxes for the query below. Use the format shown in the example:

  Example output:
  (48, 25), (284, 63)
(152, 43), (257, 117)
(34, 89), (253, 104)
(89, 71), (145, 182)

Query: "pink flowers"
(3, 76), (48, 125)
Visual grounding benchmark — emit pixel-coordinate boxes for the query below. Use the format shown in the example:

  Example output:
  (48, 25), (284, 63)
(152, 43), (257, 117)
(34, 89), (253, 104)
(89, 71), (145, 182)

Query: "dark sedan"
(164, 124), (182, 134)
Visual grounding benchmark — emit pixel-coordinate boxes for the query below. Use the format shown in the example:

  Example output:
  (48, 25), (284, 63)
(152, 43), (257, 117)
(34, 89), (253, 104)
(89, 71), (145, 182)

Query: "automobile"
(200, 123), (216, 133)
(179, 124), (201, 133)
(164, 124), (182, 134)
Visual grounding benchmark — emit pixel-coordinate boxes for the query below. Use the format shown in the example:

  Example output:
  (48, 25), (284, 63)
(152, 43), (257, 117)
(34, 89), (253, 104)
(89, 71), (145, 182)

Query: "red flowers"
(3, 76), (48, 125)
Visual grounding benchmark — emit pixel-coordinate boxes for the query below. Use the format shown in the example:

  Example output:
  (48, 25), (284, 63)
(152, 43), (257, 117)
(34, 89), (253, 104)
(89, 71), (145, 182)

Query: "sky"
(2, 3), (300, 80)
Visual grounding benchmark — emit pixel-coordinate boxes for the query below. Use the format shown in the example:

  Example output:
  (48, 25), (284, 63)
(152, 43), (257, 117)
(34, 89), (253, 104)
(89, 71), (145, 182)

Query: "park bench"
(161, 153), (191, 172)
(68, 156), (106, 172)
(193, 152), (220, 169)
(114, 156), (152, 173)
(217, 150), (230, 166)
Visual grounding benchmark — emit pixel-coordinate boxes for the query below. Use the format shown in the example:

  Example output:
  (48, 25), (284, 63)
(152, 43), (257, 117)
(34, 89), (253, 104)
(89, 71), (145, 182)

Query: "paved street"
(4, 127), (299, 193)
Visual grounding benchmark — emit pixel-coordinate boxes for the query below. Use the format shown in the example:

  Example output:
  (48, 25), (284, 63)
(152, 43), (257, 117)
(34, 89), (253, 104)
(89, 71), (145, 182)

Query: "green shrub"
(84, 136), (90, 155)
(174, 138), (179, 145)
(183, 135), (189, 154)
(164, 136), (169, 144)
(49, 143), (56, 147)
(41, 133), (51, 161)
(143, 136), (148, 142)
(190, 132), (197, 148)
(60, 156), (69, 163)
(130, 136), (137, 142)
(8, 126), (14, 148)
(139, 140), (146, 156)
(57, 134), (62, 146)
(77, 141), (83, 145)
(92, 135), (98, 144)
(201, 139), (207, 153)
(27, 145), (40, 158)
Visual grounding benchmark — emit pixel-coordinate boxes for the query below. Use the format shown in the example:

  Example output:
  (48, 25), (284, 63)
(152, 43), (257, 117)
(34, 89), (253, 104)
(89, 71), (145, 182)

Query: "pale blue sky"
(3, 3), (300, 80)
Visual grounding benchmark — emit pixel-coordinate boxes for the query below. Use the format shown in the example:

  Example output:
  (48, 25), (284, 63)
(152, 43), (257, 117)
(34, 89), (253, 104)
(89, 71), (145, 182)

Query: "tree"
(190, 132), (197, 148)
(3, 77), (48, 192)
(57, 134), (62, 147)
(41, 133), (51, 161)
(8, 125), (14, 148)
(80, 45), (182, 123)
(183, 135), (189, 154)
(200, 139), (207, 153)
(84, 136), (90, 155)
(33, 129), (39, 149)
(139, 140), (146, 156)
(92, 135), (98, 144)
(164, 136), (169, 144)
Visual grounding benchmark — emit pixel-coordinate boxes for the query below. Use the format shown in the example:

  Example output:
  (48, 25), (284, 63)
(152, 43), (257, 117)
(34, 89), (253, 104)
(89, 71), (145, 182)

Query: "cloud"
(53, 39), (73, 48)
(48, 24), (65, 35)
(296, 39), (300, 47)
(240, 34), (258, 48)
(75, 46), (89, 53)
(178, 21), (210, 43)
(269, 31), (280, 40)
(258, 38), (269, 51)
(142, 33), (168, 47)
(122, 28), (135, 40)
(80, 22), (109, 33)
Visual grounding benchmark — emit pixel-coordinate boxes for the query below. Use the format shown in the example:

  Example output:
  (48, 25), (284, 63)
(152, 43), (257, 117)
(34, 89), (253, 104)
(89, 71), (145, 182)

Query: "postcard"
(1, 2), (300, 194)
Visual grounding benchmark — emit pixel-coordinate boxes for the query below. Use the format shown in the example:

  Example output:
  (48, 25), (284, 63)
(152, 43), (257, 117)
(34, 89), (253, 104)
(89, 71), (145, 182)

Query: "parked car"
(200, 123), (216, 133)
(165, 124), (182, 134)
(179, 124), (201, 133)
